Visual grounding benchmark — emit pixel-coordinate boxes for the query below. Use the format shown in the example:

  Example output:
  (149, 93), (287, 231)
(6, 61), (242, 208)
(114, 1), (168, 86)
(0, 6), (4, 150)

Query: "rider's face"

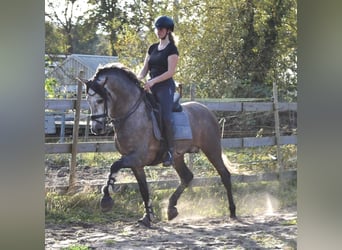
(155, 27), (168, 39)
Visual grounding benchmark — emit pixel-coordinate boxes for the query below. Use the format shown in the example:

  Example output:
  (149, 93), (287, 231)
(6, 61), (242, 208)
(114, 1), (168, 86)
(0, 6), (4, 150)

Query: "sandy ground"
(45, 210), (297, 249)
(45, 164), (297, 249)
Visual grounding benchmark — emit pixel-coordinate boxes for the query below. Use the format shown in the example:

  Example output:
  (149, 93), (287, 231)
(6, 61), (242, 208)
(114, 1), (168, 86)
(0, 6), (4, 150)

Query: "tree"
(231, 0), (297, 99)
(45, 0), (87, 54)
(175, 0), (297, 100)
(72, 19), (110, 55)
(86, 0), (131, 56)
(45, 0), (297, 100)
(45, 21), (68, 55)
(113, 0), (174, 71)
(176, 0), (236, 98)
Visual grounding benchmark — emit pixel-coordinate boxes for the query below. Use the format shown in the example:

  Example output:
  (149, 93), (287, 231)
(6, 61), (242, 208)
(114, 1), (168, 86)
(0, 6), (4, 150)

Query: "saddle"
(145, 92), (183, 140)
(144, 92), (192, 166)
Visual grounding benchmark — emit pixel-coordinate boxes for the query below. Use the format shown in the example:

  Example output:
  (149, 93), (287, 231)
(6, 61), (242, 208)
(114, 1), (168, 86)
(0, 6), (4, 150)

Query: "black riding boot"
(163, 121), (174, 167)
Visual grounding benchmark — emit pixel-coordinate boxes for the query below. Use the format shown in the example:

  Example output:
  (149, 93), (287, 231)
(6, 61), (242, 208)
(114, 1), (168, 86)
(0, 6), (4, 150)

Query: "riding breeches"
(151, 81), (175, 149)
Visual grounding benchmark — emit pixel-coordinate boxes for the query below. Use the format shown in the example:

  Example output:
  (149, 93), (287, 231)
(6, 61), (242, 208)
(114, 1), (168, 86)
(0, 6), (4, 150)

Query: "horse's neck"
(109, 85), (142, 118)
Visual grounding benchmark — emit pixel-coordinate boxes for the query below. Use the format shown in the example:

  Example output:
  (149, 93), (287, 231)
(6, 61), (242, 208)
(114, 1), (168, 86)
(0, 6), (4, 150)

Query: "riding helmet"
(154, 16), (174, 32)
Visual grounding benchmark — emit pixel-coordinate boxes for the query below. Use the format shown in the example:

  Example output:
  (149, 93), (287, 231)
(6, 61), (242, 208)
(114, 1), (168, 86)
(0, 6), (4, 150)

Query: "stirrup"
(162, 151), (173, 167)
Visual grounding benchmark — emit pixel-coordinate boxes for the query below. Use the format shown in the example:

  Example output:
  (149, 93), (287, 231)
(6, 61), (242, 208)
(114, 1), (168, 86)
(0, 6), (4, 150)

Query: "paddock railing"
(45, 93), (297, 192)
(45, 99), (297, 154)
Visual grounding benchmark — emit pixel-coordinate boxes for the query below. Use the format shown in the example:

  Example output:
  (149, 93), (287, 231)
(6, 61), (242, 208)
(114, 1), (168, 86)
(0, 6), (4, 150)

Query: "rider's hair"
(168, 32), (175, 44)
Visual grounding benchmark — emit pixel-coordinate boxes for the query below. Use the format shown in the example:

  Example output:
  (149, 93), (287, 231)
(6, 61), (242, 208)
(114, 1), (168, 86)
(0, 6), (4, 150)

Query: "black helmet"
(154, 16), (174, 32)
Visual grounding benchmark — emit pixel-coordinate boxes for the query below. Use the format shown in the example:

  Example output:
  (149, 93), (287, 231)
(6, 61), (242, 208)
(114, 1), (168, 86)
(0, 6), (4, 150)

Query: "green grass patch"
(46, 178), (296, 224)
(45, 190), (143, 224)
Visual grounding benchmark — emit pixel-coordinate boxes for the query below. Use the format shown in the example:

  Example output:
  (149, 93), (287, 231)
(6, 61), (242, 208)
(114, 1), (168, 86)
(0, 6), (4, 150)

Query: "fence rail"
(45, 169), (297, 194)
(45, 99), (297, 112)
(45, 98), (297, 154)
(45, 135), (297, 154)
(45, 96), (297, 193)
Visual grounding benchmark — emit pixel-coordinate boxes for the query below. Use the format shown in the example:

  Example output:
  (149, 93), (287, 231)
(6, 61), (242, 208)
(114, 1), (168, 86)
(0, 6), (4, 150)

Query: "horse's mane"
(94, 62), (141, 85)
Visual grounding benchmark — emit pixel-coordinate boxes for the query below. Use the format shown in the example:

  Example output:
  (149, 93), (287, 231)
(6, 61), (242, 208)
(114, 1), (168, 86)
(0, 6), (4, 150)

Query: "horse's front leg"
(100, 158), (124, 212)
(132, 167), (155, 228)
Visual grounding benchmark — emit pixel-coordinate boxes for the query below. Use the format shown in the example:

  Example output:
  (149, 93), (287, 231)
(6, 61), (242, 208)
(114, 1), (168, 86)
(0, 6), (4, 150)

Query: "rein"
(110, 90), (144, 128)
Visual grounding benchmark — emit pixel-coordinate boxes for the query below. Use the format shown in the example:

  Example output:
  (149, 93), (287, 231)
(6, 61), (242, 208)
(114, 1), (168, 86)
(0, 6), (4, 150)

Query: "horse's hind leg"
(202, 147), (236, 219)
(168, 155), (194, 220)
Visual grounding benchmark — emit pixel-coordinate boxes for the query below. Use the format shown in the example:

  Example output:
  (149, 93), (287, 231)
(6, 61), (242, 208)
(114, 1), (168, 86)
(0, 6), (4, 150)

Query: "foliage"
(45, 0), (83, 54)
(85, 0), (130, 56)
(45, 0), (297, 99)
(72, 19), (109, 55)
(45, 77), (58, 98)
(175, 0), (297, 100)
(45, 21), (68, 55)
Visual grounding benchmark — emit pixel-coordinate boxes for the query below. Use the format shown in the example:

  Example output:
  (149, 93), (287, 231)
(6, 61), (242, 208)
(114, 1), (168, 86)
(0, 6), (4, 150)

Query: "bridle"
(86, 80), (110, 126)
(86, 80), (144, 129)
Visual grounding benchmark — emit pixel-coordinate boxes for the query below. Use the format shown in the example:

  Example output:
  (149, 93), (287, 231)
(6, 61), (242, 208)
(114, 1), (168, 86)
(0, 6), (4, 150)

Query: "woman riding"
(137, 15), (179, 166)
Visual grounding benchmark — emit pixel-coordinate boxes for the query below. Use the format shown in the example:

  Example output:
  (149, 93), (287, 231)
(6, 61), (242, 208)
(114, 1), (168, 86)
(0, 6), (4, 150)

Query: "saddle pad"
(172, 111), (193, 140)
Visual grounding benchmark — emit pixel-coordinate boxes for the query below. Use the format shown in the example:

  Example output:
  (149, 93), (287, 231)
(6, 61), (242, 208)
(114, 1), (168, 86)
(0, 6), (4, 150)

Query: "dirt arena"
(45, 209), (296, 249)
(45, 159), (297, 249)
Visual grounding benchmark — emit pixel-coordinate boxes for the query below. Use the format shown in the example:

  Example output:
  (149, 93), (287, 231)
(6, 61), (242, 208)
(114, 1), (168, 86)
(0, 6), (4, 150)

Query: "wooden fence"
(45, 170), (297, 194)
(45, 94), (297, 193)
(45, 99), (297, 154)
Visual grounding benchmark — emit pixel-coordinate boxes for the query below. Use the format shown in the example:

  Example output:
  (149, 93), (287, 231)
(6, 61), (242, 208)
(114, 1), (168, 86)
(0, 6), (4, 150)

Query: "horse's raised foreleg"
(100, 158), (124, 212)
(132, 167), (154, 228)
(168, 155), (194, 220)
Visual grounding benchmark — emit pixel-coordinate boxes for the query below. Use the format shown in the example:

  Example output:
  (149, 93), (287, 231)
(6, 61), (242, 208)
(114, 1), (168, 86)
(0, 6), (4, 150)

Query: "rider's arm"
(137, 53), (150, 80)
(145, 54), (178, 88)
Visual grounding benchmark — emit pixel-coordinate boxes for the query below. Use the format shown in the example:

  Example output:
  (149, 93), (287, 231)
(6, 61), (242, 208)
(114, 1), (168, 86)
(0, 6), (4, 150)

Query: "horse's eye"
(96, 99), (104, 104)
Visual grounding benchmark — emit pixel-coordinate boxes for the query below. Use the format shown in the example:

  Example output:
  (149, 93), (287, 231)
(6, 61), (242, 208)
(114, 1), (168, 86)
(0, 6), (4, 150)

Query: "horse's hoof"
(167, 206), (178, 220)
(230, 214), (237, 220)
(138, 215), (151, 228)
(100, 195), (114, 212)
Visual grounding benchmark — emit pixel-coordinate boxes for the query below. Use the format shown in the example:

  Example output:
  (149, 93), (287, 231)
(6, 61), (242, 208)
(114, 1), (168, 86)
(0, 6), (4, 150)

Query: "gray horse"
(84, 63), (236, 227)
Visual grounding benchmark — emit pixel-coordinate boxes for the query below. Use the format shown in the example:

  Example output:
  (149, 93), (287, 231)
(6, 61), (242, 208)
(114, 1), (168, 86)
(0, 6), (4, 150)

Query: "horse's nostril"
(91, 121), (105, 135)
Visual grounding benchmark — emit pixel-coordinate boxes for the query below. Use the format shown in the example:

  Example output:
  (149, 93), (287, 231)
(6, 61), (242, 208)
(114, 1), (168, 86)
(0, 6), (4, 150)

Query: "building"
(46, 54), (119, 95)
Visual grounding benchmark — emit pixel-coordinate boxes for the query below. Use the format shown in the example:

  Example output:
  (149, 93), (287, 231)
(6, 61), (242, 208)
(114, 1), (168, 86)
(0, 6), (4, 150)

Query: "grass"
(45, 145), (297, 224)
(46, 178), (296, 224)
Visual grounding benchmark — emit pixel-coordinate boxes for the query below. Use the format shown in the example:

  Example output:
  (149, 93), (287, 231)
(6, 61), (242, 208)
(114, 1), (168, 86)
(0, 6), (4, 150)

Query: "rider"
(137, 15), (179, 166)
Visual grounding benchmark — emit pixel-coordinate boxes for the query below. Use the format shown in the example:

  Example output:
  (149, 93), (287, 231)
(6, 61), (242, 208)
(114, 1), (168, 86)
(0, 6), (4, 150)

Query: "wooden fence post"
(188, 83), (196, 170)
(59, 94), (66, 142)
(67, 73), (83, 194)
(85, 109), (90, 141)
(272, 82), (283, 178)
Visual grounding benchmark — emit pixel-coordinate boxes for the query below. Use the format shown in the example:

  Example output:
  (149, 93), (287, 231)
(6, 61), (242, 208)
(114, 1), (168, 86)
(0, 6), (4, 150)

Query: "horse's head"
(84, 63), (143, 135)
(84, 76), (110, 135)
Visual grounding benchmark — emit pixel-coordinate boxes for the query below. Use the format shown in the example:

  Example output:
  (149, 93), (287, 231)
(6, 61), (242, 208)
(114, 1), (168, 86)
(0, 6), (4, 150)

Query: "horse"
(83, 63), (236, 227)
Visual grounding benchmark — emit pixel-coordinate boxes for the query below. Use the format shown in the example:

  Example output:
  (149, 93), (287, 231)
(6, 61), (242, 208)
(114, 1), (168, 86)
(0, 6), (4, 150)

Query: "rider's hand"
(144, 81), (154, 93)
